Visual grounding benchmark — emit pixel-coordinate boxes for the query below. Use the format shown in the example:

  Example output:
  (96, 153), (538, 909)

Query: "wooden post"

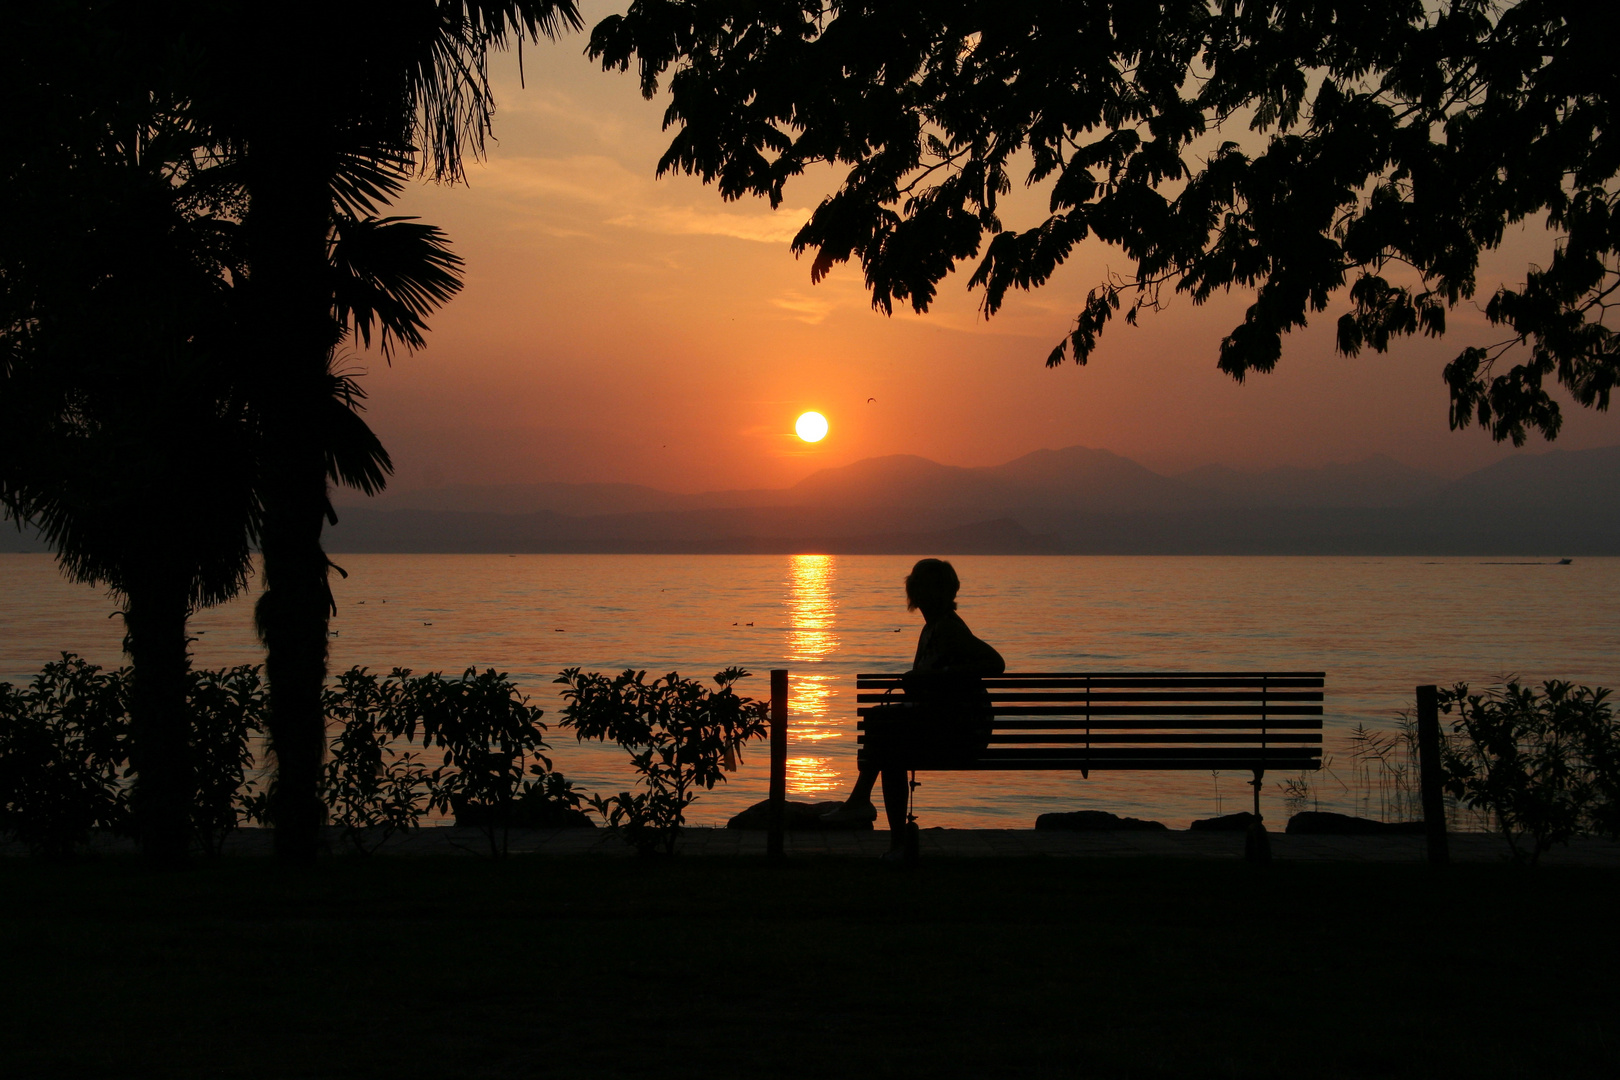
(1415, 684), (1449, 866)
(768, 669), (787, 858)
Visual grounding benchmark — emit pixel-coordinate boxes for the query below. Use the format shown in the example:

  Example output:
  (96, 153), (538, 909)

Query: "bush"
(0, 658), (583, 859)
(189, 664), (268, 857)
(319, 668), (438, 856)
(409, 667), (558, 859)
(0, 655), (130, 858)
(453, 771), (590, 829)
(557, 667), (767, 855)
(1438, 680), (1616, 864)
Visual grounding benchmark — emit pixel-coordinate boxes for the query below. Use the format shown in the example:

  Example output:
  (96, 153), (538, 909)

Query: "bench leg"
(903, 770), (921, 862)
(1245, 769), (1272, 864)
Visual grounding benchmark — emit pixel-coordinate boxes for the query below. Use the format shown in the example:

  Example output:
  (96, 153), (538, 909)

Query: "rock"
(1035, 810), (1168, 831)
(726, 799), (875, 831)
(1285, 811), (1426, 835)
(1190, 812), (1259, 832)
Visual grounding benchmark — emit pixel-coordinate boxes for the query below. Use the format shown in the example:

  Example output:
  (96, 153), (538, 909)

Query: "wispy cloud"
(770, 291), (838, 324)
(473, 155), (807, 245)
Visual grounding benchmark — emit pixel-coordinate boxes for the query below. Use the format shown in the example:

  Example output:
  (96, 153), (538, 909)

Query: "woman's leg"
(879, 767), (910, 840)
(819, 765), (878, 822)
(846, 768), (878, 804)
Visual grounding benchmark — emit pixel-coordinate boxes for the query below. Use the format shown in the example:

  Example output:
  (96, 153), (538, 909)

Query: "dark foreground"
(3, 856), (1615, 1079)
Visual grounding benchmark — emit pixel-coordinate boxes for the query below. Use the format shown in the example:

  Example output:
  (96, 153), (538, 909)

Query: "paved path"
(11, 827), (1620, 864)
(190, 826), (1620, 865)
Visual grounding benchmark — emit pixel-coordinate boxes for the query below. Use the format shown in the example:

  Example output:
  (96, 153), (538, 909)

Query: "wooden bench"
(856, 671), (1325, 854)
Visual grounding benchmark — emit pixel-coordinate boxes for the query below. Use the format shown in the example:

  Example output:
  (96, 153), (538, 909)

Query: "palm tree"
(0, 12), (253, 863)
(178, 0), (581, 861)
(2, 9), (464, 860)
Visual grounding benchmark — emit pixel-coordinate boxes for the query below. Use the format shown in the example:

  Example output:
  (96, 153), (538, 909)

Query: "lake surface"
(3, 553), (1616, 828)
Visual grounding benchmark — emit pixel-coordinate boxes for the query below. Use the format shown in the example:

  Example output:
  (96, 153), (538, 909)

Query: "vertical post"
(768, 669), (787, 858)
(1245, 769), (1271, 864)
(1416, 684), (1449, 866)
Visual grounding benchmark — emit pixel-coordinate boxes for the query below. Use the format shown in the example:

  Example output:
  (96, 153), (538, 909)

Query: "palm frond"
(330, 213), (464, 359)
(329, 143), (414, 219)
(323, 371), (393, 496)
(411, 2), (584, 181)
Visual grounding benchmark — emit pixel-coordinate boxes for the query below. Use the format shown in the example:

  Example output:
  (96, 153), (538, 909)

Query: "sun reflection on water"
(784, 555), (846, 752)
(786, 755), (842, 795)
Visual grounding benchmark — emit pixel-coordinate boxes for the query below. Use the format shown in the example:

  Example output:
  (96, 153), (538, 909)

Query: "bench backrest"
(855, 672), (1325, 773)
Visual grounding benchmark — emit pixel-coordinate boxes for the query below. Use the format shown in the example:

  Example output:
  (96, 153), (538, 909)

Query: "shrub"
(188, 664), (268, 857)
(557, 667), (767, 855)
(409, 667), (556, 859)
(320, 667), (438, 856)
(1438, 680), (1615, 864)
(0, 655), (130, 858)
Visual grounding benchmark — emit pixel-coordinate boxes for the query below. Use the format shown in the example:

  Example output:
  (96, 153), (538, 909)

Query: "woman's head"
(905, 558), (960, 613)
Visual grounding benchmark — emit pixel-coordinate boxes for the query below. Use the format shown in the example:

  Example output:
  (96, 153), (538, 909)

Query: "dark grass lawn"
(1, 854), (1616, 1079)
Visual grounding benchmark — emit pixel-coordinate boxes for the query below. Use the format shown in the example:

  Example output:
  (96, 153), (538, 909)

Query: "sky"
(350, 3), (1620, 495)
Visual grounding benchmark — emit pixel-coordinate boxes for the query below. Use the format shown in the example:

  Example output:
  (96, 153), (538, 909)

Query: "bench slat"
(933, 761), (1321, 767)
(983, 733), (1323, 745)
(857, 671), (1326, 679)
(1000, 718), (1320, 731)
(859, 718), (1324, 730)
(857, 705), (1323, 718)
(977, 746), (1321, 760)
(858, 676), (1325, 689)
(855, 691), (1323, 704)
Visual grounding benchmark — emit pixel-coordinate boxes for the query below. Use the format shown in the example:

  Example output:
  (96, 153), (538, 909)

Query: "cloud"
(606, 206), (804, 244)
(770, 291), (838, 324)
(472, 155), (808, 245)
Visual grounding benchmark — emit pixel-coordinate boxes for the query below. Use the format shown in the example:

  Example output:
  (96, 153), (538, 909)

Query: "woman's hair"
(905, 558), (960, 612)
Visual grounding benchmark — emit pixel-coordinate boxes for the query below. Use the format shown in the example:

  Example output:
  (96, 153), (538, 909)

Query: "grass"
(2, 854), (1616, 1079)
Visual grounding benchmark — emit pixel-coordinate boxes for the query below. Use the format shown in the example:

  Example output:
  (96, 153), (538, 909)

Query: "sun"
(795, 411), (829, 443)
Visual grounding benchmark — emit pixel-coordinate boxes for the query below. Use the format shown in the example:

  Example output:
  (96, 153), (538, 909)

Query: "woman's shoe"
(820, 799), (878, 824)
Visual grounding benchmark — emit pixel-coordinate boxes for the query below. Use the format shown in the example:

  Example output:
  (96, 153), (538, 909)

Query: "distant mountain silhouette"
(1428, 445), (1620, 511)
(321, 444), (1620, 555)
(1176, 454), (1445, 508)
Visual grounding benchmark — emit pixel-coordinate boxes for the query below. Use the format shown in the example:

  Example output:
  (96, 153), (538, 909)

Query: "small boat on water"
(1558, 557), (1574, 565)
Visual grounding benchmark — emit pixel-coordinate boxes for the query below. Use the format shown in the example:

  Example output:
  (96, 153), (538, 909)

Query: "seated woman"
(822, 558), (1005, 853)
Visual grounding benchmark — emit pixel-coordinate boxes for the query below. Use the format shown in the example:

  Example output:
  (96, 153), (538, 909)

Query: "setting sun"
(795, 411), (829, 443)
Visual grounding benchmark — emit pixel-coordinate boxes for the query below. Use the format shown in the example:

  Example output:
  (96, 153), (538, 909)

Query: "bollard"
(768, 669), (787, 858)
(1416, 684), (1449, 866)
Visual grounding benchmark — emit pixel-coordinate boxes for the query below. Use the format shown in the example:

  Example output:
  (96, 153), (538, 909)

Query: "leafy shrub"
(453, 770), (589, 829)
(407, 667), (557, 858)
(1439, 680), (1616, 864)
(1579, 692), (1620, 840)
(0, 657), (580, 860)
(557, 667), (767, 855)
(319, 667), (437, 856)
(189, 664), (268, 856)
(0, 655), (131, 858)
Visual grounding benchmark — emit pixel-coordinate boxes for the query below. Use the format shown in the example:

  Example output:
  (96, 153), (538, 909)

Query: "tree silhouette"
(169, 0), (581, 863)
(0, 10), (253, 863)
(2, 4), (464, 861)
(592, 0), (1616, 444)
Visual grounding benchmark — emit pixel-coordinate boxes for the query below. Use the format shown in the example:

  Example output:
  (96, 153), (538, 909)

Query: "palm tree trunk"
(246, 126), (338, 864)
(123, 566), (194, 865)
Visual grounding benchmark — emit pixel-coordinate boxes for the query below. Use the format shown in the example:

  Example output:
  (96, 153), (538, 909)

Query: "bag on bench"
(860, 675), (994, 770)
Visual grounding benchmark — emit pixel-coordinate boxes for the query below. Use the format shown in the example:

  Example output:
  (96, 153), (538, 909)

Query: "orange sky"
(352, 5), (1620, 494)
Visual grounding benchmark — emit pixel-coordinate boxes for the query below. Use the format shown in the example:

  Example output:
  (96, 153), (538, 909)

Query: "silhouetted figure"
(823, 559), (1005, 857)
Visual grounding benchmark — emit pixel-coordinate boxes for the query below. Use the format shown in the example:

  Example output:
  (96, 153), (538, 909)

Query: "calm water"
(3, 553), (1616, 827)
